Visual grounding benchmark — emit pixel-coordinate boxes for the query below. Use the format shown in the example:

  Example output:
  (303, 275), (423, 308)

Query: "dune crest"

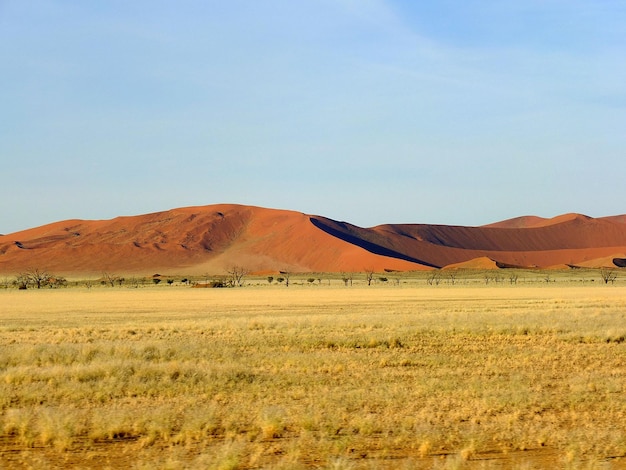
(442, 257), (500, 270)
(2, 204), (626, 276)
(482, 215), (547, 229)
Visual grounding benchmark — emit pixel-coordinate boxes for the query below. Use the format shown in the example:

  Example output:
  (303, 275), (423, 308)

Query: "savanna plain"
(1, 274), (626, 469)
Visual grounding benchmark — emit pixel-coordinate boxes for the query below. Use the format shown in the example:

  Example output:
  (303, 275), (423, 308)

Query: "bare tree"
(280, 271), (290, 287)
(364, 269), (374, 286)
(102, 272), (118, 287)
(227, 266), (249, 287)
(427, 270), (441, 286)
(18, 268), (52, 289)
(600, 267), (617, 285)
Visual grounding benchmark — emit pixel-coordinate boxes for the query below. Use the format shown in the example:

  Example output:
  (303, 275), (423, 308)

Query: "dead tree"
(19, 268), (52, 289)
(600, 268), (617, 284)
(102, 272), (119, 287)
(427, 270), (441, 286)
(227, 266), (249, 287)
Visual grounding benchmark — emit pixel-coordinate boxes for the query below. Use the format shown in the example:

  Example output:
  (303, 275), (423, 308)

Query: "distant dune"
(482, 215), (548, 229)
(2, 204), (626, 276)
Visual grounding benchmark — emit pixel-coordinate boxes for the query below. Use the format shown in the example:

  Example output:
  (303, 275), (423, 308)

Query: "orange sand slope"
(1, 204), (626, 275)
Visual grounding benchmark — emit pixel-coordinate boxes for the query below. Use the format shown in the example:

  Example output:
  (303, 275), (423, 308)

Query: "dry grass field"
(1, 281), (626, 469)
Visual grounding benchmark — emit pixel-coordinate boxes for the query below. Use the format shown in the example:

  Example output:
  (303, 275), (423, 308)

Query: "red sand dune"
(2, 204), (626, 276)
(482, 215), (548, 229)
(442, 257), (501, 270)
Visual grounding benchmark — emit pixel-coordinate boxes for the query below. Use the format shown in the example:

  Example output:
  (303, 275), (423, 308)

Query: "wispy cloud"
(0, 0), (625, 231)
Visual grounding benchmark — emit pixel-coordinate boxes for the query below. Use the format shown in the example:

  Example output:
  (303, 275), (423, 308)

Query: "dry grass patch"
(1, 285), (626, 468)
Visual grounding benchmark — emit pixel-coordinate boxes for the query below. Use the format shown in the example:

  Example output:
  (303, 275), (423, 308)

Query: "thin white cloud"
(0, 0), (625, 232)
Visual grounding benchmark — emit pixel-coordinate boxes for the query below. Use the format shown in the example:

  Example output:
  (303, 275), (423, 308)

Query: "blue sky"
(1, 1), (625, 234)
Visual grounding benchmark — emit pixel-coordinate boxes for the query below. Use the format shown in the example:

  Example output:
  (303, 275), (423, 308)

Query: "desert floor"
(1, 282), (625, 469)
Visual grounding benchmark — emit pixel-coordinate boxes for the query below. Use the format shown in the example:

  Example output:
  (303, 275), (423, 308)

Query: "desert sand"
(2, 204), (626, 276)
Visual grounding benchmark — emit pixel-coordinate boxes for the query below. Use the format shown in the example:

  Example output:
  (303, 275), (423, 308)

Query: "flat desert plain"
(1, 283), (626, 469)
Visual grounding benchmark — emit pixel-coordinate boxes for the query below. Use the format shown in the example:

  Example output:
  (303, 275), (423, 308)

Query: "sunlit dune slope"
(441, 257), (501, 270)
(0, 205), (428, 275)
(2, 204), (626, 275)
(482, 215), (548, 228)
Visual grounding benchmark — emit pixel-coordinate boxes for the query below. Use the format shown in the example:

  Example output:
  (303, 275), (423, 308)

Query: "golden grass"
(1, 284), (626, 468)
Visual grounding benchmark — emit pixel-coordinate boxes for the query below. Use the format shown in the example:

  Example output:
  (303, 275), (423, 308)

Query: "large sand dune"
(1, 204), (626, 275)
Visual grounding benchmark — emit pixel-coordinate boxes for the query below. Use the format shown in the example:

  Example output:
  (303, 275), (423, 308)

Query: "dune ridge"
(2, 204), (626, 276)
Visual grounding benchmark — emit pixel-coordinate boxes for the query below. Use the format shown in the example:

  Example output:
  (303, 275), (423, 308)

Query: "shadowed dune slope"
(314, 213), (626, 269)
(2, 204), (626, 275)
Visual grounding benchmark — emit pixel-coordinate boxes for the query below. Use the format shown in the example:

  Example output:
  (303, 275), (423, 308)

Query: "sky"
(1, 0), (625, 234)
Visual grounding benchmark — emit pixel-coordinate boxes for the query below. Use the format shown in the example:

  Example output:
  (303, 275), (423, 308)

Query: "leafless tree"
(427, 270), (441, 286)
(600, 267), (618, 284)
(280, 271), (290, 287)
(18, 268), (52, 289)
(102, 272), (118, 287)
(227, 266), (249, 287)
(364, 269), (374, 286)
